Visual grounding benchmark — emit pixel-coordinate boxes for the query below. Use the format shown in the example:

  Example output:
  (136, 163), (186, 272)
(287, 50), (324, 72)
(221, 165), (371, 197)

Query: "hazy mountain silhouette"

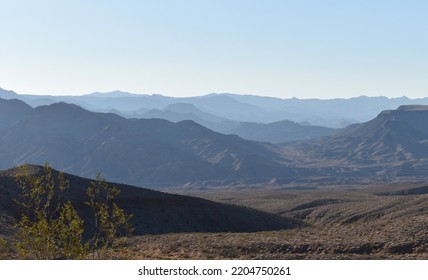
(121, 103), (337, 143)
(5, 86), (428, 127)
(0, 165), (301, 236)
(229, 120), (337, 144)
(163, 103), (228, 122)
(0, 88), (19, 99)
(0, 98), (32, 131)
(122, 103), (239, 133)
(222, 94), (425, 127)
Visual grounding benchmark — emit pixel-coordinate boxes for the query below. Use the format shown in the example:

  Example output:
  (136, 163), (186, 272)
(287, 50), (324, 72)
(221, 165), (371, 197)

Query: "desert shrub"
(13, 164), (87, 259)
(13, 164), (133, 259)
(0, 237), (14, 259)
(86, 173), (133, 259)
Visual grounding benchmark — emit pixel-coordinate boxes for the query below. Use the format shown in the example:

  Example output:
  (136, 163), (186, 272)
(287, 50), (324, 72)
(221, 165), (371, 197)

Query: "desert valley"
(1, 87), (428, 259)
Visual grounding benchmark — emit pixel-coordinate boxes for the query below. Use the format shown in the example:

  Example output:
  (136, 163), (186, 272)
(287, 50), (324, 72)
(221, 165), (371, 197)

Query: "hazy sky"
(1, 0), (427, 98)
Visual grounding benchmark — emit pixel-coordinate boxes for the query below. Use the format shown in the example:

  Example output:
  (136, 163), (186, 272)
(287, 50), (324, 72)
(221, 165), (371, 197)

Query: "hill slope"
(0, 165), (301, 236)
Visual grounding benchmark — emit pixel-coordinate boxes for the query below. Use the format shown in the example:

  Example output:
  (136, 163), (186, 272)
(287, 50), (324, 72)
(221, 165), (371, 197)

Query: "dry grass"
(111, 216), (428, 259)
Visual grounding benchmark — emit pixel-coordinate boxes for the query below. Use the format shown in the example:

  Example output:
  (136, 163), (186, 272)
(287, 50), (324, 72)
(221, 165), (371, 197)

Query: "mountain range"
(4, 87), (428, 128)
(2, 87), (428, 188)
(0, 98), (298, 187)
(116, 102), (336, 143)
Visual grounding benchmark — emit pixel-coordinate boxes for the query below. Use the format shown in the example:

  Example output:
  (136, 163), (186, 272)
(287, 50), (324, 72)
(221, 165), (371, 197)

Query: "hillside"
(0, 165), (301, 237)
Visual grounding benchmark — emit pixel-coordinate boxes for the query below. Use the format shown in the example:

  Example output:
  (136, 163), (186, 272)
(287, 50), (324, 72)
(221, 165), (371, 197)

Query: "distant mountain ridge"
(0, 88), (19, 99)
(229, 120), (337, 144)
(121, 102), (239, 135)
(119, 102), (336, 144)
(4, 86), (428, 128)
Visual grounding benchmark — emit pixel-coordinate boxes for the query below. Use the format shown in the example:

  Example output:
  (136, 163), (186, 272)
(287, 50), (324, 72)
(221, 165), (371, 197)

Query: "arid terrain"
(126, 183), (428, 260)
(3, 167), (428, 259)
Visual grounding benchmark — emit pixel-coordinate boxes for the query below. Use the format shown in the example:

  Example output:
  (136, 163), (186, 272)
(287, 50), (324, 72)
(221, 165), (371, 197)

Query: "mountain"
(0, 165), (301, 236)
(0, 88), (19, 99)
(0, 98), (33, 131)
(229, 120), (337, 144)
(283, 105), (428, 182)
(86, 90), (137, 98)
(179, 94), (271, 123)
(123, 103), (239, 133)
(123, 103), (336, 144)
(0, 101), (296, 187)
(163, 103), (230, 123)
(132, 108), (238, 133)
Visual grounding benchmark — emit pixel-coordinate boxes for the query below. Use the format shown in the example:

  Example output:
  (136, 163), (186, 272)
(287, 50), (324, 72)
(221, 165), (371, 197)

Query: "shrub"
(86, 173), (134, 259)
(13, 164), (133, 259)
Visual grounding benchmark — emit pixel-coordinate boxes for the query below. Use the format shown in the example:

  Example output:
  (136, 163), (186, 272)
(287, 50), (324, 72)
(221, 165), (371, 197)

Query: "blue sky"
(0, 0), (427, 98)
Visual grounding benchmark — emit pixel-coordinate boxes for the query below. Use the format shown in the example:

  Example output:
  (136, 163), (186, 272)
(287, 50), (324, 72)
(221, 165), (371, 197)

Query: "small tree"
(86, 173), (133, 259)
(14, 164), (86, 259)
(13, 164), (133, 259)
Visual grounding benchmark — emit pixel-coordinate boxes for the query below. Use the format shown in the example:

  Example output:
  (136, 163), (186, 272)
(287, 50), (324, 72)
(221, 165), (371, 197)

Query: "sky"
(0, 0), (427, 99)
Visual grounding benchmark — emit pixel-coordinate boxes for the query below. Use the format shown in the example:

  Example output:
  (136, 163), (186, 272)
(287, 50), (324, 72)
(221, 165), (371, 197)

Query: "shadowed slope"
(0, 165), (302, 236)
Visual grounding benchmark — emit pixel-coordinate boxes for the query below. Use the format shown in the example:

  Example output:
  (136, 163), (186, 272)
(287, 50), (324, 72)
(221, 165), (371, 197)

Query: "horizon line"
(0, 86), (421, 101)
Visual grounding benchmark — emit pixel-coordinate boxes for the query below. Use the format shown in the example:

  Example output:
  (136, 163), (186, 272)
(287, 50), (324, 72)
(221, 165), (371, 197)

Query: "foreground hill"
(0, 165), (301, 237)
(0, 100), (296, 187)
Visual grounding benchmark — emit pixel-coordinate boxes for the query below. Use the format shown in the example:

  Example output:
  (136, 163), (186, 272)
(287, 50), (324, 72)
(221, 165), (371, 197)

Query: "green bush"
(0, 237), (14, 259)
(13, 164), (133, 259)
(86, 173), (134, 259)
